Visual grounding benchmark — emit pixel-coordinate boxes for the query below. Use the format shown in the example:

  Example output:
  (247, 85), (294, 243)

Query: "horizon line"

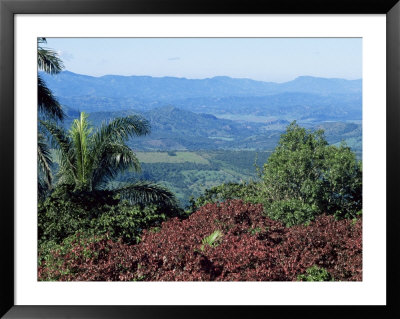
(46, 70), (362, 83)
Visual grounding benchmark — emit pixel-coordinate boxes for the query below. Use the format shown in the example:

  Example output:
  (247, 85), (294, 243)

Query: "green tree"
(41, 112), (178, 207)
(259, 121), (362, 226)
(321, 143), (362, 218)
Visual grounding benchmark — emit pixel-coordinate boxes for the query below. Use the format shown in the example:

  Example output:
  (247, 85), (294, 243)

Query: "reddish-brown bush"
(38, 200), (362, 281)
(274, 216), (362, 281)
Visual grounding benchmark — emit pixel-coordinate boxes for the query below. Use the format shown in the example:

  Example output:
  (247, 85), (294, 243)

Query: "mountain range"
(41, 71), (361, 99)
(41, 71), (362, 122)
(43, 71), (362, 154)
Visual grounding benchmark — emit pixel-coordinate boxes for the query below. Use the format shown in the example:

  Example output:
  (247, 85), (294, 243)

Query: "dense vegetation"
(38, 200), (361, 281)
(38, 111), (183, 245)
(58, 107), (361, 207)
(38, 185), (178, 246)
(38, 120), (362, 281)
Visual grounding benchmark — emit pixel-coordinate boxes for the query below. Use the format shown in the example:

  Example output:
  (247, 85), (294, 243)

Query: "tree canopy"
(259, 121), (362, 225)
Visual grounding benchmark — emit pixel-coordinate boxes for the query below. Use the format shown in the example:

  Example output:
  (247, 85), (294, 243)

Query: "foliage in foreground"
(38, 185), (180, 245)
(38, 200), (362, 281)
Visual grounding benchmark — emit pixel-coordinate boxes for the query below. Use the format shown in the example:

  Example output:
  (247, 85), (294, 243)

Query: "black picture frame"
(1, 0), (399, 318)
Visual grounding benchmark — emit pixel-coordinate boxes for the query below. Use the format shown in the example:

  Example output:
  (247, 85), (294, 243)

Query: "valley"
(116, 150), (271, 207)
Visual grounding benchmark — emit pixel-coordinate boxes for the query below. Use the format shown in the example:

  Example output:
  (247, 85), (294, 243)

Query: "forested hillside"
(62, 106), (362, 154)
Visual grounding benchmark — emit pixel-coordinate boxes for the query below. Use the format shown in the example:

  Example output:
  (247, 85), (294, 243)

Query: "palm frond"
(69, 112), (92, 187)
(37, 132), (53, 187)
(40, 120), (71, 153)
(37, 43), (64, 74)
(93, 115), (151, 148)
(38, 176), (50, 201)
(53, 149), (75, 186)
(38, 75), (65, 121)
(91, 143), (141, 189)
(201, 230), (223, 251)
(112, 181), (178, 207)
(89, 115), (150, 187)
(40, 119), (77, 181)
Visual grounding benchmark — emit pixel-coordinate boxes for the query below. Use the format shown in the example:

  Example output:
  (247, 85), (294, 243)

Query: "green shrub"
(38, 231), (110, 281)
(38, 185), (99, 244)
(93, 203), (166, 244)
(267, 199), (319, 227)
(297, 265), (334, 281)
(187, 181), (254, 213)
(38, 184), (173, 245)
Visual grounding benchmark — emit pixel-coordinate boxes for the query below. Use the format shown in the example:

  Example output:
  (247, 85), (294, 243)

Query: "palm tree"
(41, 112), (178, 207)
(37, 38), (65, 198)
(37, 131), (53, 198)
(38, 37), (65, 121)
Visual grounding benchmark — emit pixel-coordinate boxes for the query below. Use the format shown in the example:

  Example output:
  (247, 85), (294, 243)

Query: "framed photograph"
(1, 0), (399, 318)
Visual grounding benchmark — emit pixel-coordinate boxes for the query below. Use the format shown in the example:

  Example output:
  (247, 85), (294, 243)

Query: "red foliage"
(38, 235), (138, 281)
(38, 200), (362, 281)
(274, 215), (362, 281)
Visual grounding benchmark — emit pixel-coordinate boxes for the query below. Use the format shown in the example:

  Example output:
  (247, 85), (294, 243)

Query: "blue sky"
(45, 38), (362, 82)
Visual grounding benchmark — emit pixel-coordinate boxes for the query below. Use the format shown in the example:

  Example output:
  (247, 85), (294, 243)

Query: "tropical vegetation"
(39, 120), (362, 281)
(41, 111), (177, 206)
(37, 40), (362, 282)
(38, 200), (362, 281)
(38, 112), (181, 246)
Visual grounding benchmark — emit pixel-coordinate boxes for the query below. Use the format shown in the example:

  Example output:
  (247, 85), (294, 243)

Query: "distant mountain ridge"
(41, 71), (362, 121)
(41, 71), (361, 100)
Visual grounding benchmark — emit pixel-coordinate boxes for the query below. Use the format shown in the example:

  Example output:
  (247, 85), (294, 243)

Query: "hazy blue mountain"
(41, 71), (362, 121)
(281, 76), (361, 94)
(41, 71), (361, 99)
(169, 92), (361, 121)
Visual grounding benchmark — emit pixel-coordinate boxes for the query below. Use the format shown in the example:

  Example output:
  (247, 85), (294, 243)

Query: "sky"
(45, 38), (362, 83)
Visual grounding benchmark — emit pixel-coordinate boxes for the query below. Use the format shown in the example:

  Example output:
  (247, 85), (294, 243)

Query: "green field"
(136, 151), (210, 164)
(117, 150), (271, 208)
